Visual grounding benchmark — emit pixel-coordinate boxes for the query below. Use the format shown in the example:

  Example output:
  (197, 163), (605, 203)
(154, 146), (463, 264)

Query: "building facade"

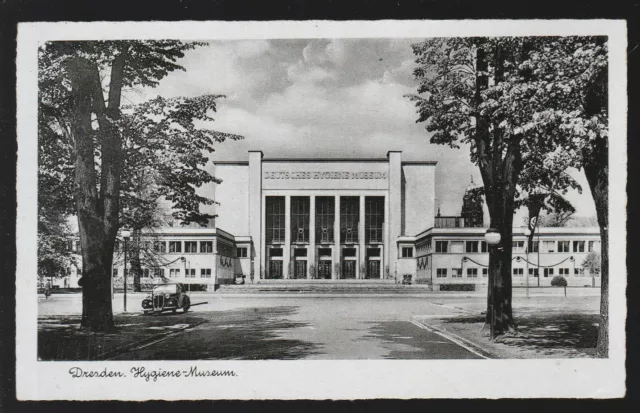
(57, 150), (602, 291)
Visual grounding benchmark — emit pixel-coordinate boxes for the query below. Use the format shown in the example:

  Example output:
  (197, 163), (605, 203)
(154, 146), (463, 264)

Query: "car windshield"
(153, 284), (178, 294)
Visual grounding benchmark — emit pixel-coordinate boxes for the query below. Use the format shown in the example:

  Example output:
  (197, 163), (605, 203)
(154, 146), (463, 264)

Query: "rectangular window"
(169, 268), (180, 278)
(512, 241), (525, 253)
(200, 241), (213, 253)
(465, 241), (479, 253)
(236, 247), (248, 258)
(315, 197), (335, 244)
(154, 241), (166, 253)
(266, 196), (286, 244)
(153, 268), (165, 278)
(574, 268), (585, 276)
(365, 196), (384, 244)
(291, 196), (310, 243)
(294, 248), (307, 257)
(435, 241), (448, 253)
(269, 248), (283, 257)
(436, 268), (447, 278)
(184, 241), (198, 253)
(588, 241), (595, 252)
(143, 268), (150, 277)
(482, 268), (488, 277)
(185, 268), (196, 278)
(466, 268), (478, 278)
(528, 241), (539, 253)
(559, 268), (569, 276)
(200, 268), (212, 278)
(480, 241), (488, 253)
(450, 241), (464, 254)
(543, 241), (555, 253)
(544, 268), (554, 278)
(169, 241), (182, 253)
(529, 268), (539, 277)
(512, 268), (524, 277)
(452, 268), (462, 278)
(340, 196), (359, 243)
(318, 248), (332, 257)
(558, 241), (570, 253)
(401, 247), (414, 258)
(573, 241), (585, 253)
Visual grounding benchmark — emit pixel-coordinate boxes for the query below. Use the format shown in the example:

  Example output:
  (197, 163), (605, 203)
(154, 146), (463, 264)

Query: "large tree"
(406, 37), (600, 337)
(38, 41), (241, 331)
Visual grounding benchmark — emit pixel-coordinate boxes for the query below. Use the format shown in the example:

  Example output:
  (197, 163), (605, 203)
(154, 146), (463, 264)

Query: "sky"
(128, 38), (596, 223)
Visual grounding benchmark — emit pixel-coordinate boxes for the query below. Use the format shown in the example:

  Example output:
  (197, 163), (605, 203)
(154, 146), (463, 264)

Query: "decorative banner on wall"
(264, 171), (387, 180)
(219, 256), (233, 268)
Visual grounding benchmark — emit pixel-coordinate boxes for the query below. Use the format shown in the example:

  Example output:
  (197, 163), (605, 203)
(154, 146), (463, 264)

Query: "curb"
(411, 317), (498, 359)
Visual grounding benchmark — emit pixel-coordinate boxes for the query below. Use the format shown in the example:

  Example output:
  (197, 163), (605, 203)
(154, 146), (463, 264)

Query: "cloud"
(234, 40), (270, 58)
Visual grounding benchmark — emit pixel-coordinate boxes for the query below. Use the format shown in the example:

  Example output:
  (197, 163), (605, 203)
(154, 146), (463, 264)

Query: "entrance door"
(342, 260), (356, 279)
(318, 260), (332, 279)
(367, 260), (380, 279)
(268, 261), (283, 279)
(294, 260), (307, 279)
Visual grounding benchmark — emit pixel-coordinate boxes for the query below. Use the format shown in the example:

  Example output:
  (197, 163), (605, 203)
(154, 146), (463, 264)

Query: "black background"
(0, 0), (637, 410)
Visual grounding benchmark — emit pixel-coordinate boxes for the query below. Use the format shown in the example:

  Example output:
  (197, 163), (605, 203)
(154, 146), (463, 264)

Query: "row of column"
(277, 195), (369, 280)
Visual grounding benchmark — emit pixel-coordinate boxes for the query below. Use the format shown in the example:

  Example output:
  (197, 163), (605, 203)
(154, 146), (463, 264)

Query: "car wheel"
(172, 309), (177, 314)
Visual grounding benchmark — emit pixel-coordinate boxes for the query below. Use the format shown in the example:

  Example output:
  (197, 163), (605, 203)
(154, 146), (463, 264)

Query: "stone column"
(387, 151), (402, 281)
(359, 195), (366, 279)
(284, 195), (291, 279)
(333, 195), (340, 280)
(309, 195), (315, 279)
(248, 151), (263, 279)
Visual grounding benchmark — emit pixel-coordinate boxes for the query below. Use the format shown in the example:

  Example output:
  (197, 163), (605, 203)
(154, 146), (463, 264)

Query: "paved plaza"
(38, 289), (600, 360)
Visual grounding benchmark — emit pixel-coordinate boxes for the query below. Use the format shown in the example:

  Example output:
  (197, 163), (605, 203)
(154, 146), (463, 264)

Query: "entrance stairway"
(215, 279), (434, 294)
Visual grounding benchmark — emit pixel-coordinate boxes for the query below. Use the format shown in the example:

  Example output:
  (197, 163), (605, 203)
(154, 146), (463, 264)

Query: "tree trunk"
(131, 229), (142, 292)
(67, 57), (115, 332)
(583, 140), (608, 358)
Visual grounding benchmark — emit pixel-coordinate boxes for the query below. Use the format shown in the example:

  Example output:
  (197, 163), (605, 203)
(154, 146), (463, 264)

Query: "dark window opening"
(316, 197), (335, 244)
(365, 196), (384, 244)
(340, 196), (359, 243)
(367, 248), (381, 257)
(269, 248), (283, 257)
(291, 196), (310, 243)
(294, 248), (307, 257)
(266, 196), (286, 244)
(342, 248), (356, 257)
(318, 248), (332, 257)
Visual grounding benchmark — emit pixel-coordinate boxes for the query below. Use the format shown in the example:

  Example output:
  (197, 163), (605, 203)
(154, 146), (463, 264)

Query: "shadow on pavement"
(361, 321), (481, 359)
(441, 313), (599, 357)
(110, 305), (321, 360)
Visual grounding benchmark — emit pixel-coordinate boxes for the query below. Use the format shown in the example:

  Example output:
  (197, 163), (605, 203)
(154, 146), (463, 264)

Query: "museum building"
(58, 150), (601, 291)
(212, 150), (436, 282)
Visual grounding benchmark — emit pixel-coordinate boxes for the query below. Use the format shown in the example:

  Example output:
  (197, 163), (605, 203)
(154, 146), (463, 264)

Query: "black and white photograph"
(15, 20), (627, 399)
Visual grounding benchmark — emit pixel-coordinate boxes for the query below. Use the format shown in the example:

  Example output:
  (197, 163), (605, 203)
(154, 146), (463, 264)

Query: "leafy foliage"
(582, 251), (601, 274)
(406, 37), (606, 211)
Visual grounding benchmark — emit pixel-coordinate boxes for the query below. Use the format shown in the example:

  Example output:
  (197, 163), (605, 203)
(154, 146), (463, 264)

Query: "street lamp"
(122, 229), (131, 312)
(524, 227), (531, 299)
(484, 228), (501, 339)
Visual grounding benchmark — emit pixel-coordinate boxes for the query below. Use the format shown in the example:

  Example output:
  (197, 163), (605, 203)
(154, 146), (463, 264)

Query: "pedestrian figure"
(44, 281), (51, 300)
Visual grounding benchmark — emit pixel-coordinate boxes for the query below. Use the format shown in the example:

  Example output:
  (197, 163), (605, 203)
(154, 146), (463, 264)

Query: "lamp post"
(121, 229), (131, 312)
(524, 228), (531, 299)
(484, 228), (501, 339)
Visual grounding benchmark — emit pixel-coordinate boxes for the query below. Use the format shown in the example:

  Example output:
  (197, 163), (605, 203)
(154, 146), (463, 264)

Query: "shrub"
(439, 284), (476, 291)
(551, 275), (568, 287)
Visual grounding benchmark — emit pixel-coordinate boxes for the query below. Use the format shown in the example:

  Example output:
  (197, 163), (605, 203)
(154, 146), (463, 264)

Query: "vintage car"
(141, 283), (191, 315)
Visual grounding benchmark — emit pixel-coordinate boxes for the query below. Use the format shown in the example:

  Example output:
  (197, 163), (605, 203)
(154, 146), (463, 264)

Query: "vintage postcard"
(16, 20), (627, 399)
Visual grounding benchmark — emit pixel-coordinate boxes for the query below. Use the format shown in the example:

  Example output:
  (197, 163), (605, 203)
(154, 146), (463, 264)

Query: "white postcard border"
(16, 19), (627, 400)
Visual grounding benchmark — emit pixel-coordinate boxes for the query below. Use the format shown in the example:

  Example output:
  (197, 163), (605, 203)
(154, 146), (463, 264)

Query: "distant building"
(460, 176), (484, 228)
